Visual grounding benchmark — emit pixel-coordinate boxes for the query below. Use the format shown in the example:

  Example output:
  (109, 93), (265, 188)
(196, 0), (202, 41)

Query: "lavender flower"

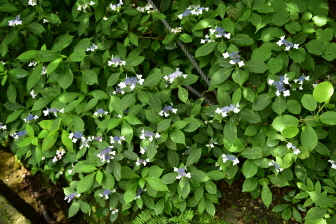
(52, 148), (65, 163)
(140, 129), (160, 142)
(163, 68), (188, 83)
(209, 27), (231, 39)
(97, 147), (116, 163)
(94, 136), (103, 142)
(8, 15), (22, 26)
(110, 0), (123, 11)
(43, 108), (64, 116)
(178, 5), (209, 19)
(118, 74), (144, 90)
(269, 160), (284, 172)
(140, 147), (147, 154)
(328, 160), (336, 169)
(110, 136), (125, 144)
(215, 103), (240, 117)
(135, 158), (150, 166)
(206, 138), (218, 148)
(64, 192), (80, 203)
(68, 131), (83, 143)
(223, 52), (244, 67)
(135, 188), (146, 199)
(286, 142), (300, 155)
(222, 154), (239, 165)
(268, 74), (290, 97)
(158, 104), (177, 117)
(86, 44), (98, 51)
(277, 36), (299, 51)
(293, 75), (309, 90)
(23, 114), (38, 123)
(108, 55), (126, 67)
(94, 108), (108, 117)
(99, 189), (116, 199)
(200, 34), (215, 44)
(11, 130), (27, 139)
(174, 167), (191, 179)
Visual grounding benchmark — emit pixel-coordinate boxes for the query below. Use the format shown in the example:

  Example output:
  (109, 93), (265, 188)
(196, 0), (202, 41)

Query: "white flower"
(28, 0), (37, 6)
(283, 90), (290, 97)
(28, 61), (38, 67)
(30, 89), (37, 98)
(277, 36), (285, 46)
(238, 61), (244, 67)
(223, 52), (229, 58)
(43, 19), (49, 23)
(293, 44), (299, 49)
(268, 79), (274, 85)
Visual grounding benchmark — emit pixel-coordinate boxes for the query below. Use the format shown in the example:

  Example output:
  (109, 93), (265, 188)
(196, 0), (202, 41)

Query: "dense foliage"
(1, 0), (336, 223)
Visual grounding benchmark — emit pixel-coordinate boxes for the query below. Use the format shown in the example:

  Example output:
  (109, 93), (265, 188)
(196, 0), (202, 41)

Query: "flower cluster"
(140, 147), (147, 154)
(206, 138), (218, 148)
(99, 189), (116, 199)
(269, 160), (284, 172)
(163, 68), (187, 84)
(158, 104), (177, 117)
(178, 5), (209, 19)
(28, 0), (37, 6)
(23, 114), (38, 123)
(277, 36), (299, 51)
(86, 44), (98, 51)
(222, 154), (239, 165)
(286, 142), (300, 155)
(110, 0), (123, 11)
(117, 75), (144, 91)
(79, 136), (94, 149)
(97, 147), (116, 163)
(43, 108), (64, 116)
(136, 3), (153, 13)
(223, 52), (244, 67)
(140, 129), (160, 142)
(52, 148), (66, 163)
(171, 27), (182, 34)
(110, 208), (119, 215)
(110, 136), (125, 144)
(135, 188), (146, 200)
(135, 158), (150, 166)
(10, 130), (27, 139)
(200, 34), (215, 44)
(64, 192), (80, 203)
(94, 108), (108, 117)
(215, 103), (240, 117)
(294, 75), (309, 90)
(8, 15), (22, 26)
(108, 56), (126, 67)
(69, 131), (83, 143)
(268, 74), (290, 97)
(112, 87), (125, 94)
(328, 160), (336, 169)
(77, 1), (95, 11)
(0, 124), (7, 130)
(209, 27), (231, 39)
(174, 167), (191, 179)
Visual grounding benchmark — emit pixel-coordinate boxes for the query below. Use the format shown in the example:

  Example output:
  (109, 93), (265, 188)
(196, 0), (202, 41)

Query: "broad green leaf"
(126, 56), (145, 66)
(289, 48), (306, 63)
(148, 93), (161, 112)
(272, 96), (286, 114)
(244, 60), (268, 73)
(69, 49), (86, 62)
(272, 115), (299, 132)
(121, 166), (140, 179)
(26, 22), (45, 34)
(47, 58), (62, 74)
(68, 200), (80, 218)
(169, 129), (185, 145)
(186, 148), (201, 165)
(286, 100), (301, 114)
(304, 207), (327, 221)
(82, 70), (98, 85)
(145, 177), (169, 191)
(301, 126), (318, 150)
(241, 146), (263, 159)
(252, 94), (271, 111)
(121, 121), (133, 143)
(267, 58), (283, 74)
(320, 111), (336, 125)
(210, 67), (232, 85)
(217, 3), (226, 19)
(261, 185), (272, 208)
(27, 64), (43, 91)
(52, 34), (74, 52)
(224, 119), (237, 143)
(230, 34), (254, 46)
(77, 172), (96, 193)
(240, 109), (261, 123)
(0, 3), (18, 12)
(17, 50), (37, 60)
(313, 82), (334, 103)
(242, 177), (258, 192)
(179, 34), (192, 43)
(281, 126), (299, 138)
(195, 42), (218, 57)
(102, 171), (115, 190)
(301, 94), (317, 111)
(42, 131), (59, 151)
(242, 160), (258, 178)
(193, 18), (219, 31)
(34, 50), (60, 62)
(178, 86), (188, 103)
(190, 170), (209, 182)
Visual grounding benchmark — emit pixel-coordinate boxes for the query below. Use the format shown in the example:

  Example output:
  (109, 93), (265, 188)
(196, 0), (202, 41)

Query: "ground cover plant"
(1, 0), (336, 223)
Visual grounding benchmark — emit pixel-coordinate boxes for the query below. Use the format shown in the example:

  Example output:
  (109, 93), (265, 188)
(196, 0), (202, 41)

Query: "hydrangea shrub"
(1, 0), (336, 223)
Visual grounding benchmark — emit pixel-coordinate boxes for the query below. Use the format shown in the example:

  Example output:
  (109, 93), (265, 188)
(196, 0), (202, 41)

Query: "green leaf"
(224, 119), (237, 143)
(34, 50), (60, 62)
(242, 177), (258, 192)
(272, 97), (286, 114)
(267, 58), (283, 74)
(308, 191), (334, 208)
(286, 100), (301, 114)
(82, 70), (98, 85)
(320, 111), (336, 125)
(193, 18), (219, 31)
(186, 148), (201, 165)
(289, 48), (306, 63)
(157, 119), (171, 132)
(230, 34), (254, 46)
(272, 204), (290, 212)
(102, 171), (115, 190)
(251, 48), (272, 62)
(155, 198), (165, 215)
(129, 33), (138, 46)
(148, 93), (161, 112)
(0, 3), (18, 12)
(27, 63), (43, 91)
(69, 49), (86, 62)
(190, 170), (209, 182)
(77, 173), (95, 194)
(121, 121), (133, 143)
(306, 39), (324, 55)
(244, 60), (268, 73)
(52, 34), (74, 52)
(313, 81), (334, 103)
(44, 13), (60, 24)
(121, 166), (140, 179)
(2, 30), (18, 45)
(68, 200), (80, 218)
(178, 86), (188, 103)
(179, 34), (192, 43)
(261, 185), (272, 208)
(281, 126), (299, 138)
(59, 68), (73, 89)
(80, 201), (91, 213)
(207, 170), (225, 180)
(195, 42), (218, 57)
(240, 109), (261, 123)
(126, 56), (145, 67)
(47, 58), (62, 74)
(301, 94), (317, 111)
(217, 3), (226, 19)
(301, 126), (318, 150)
(304, 207), (327, 222)
(42, 131), (58, 151)
(26, 22), (45, 34)
(232, 69), (249, 86)
(169, 129), (185, 145)
(272, 115), (299, 132)
(312, 15), (329, 26)
(62, 130), (73, 151)
(145, 177), (169, 191)
(252, 94), (271, 111)
(210, 67), (232, 86)
(162, 172), (178, 184)
(242, 160), (258, 178)
(143, 72), (163, 87)
(17, 50), (38, 60)
(241, 146), (263, 159)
